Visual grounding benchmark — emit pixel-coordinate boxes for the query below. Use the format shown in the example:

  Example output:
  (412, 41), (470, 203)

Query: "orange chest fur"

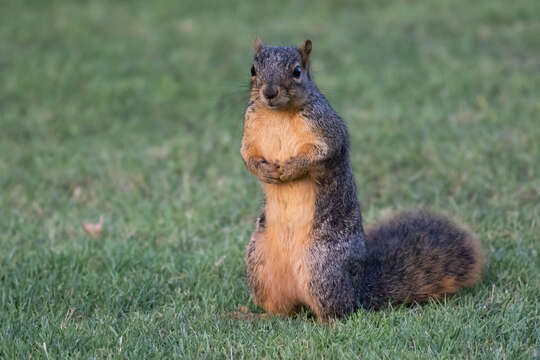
(244, 107), (317, 163)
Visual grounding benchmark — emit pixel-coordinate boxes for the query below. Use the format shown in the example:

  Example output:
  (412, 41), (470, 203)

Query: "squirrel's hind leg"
(305, 236), (366, 321)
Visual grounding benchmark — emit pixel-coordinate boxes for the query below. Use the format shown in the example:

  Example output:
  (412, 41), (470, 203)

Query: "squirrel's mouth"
(260, 97), (289, 110)
(257, 87), (290, 110)
(265, 103), (282, 110)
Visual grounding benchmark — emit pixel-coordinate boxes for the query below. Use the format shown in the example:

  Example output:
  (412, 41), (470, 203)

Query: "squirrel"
(240, 38), (486, 322)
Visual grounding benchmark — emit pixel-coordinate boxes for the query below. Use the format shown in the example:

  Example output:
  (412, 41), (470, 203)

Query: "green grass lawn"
(1, 0), (539, 358)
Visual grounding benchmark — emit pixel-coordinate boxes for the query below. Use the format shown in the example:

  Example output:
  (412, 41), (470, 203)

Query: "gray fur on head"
(250, 39), (314, 109)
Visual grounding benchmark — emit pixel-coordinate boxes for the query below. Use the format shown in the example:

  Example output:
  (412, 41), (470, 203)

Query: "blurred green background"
(1, 0), (539, 358)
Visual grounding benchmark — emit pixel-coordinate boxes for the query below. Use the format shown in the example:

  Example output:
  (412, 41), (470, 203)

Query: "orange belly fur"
(244, 107), (319, 314)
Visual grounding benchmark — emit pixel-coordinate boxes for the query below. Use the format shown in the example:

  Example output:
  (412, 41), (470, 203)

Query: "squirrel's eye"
(292, 65), (302, 78)
(251, 65), (256, 76)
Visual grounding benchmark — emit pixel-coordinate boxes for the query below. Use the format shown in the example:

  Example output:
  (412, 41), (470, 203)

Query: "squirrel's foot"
(253, 158), (282, 184)
(279, 157), (308, 182)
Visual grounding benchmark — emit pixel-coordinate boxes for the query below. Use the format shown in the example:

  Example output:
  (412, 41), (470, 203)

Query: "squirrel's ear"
(298, 39), (312, 65)
(254, 37), (263, 53)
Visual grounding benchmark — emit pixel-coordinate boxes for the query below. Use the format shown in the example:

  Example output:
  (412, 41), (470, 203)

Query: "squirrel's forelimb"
(240, 139), (281, 184)
(279, 142), (329, 182)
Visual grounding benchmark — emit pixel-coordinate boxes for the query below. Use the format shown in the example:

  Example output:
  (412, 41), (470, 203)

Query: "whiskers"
(204, 81), (252, 135)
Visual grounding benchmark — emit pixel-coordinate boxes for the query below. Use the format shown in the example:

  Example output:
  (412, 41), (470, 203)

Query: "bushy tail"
(360, 209), (486, 309)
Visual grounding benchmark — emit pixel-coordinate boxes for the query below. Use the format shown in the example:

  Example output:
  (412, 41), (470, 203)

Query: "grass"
(1, 0), (539, 358)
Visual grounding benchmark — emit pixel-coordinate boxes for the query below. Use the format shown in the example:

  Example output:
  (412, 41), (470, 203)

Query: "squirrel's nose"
(262, 86), (279, 100)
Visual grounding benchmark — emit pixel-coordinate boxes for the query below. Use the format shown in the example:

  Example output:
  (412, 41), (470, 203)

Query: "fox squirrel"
(241, 38), (486, 321)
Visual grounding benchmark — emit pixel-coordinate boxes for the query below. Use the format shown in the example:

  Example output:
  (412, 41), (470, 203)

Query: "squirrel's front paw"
(253, 158), (282, 184)
(279, 157), (308, 182)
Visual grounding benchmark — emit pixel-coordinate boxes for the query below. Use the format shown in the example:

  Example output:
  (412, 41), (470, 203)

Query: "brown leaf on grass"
(83, 216), (103, 238)
(73, 186), (83, 200)
(214, 255), (226, 267)
(176, 19), (195, 34)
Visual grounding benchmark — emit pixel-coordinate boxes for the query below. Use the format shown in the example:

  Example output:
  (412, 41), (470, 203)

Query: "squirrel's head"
(249, 38), (313, 110)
